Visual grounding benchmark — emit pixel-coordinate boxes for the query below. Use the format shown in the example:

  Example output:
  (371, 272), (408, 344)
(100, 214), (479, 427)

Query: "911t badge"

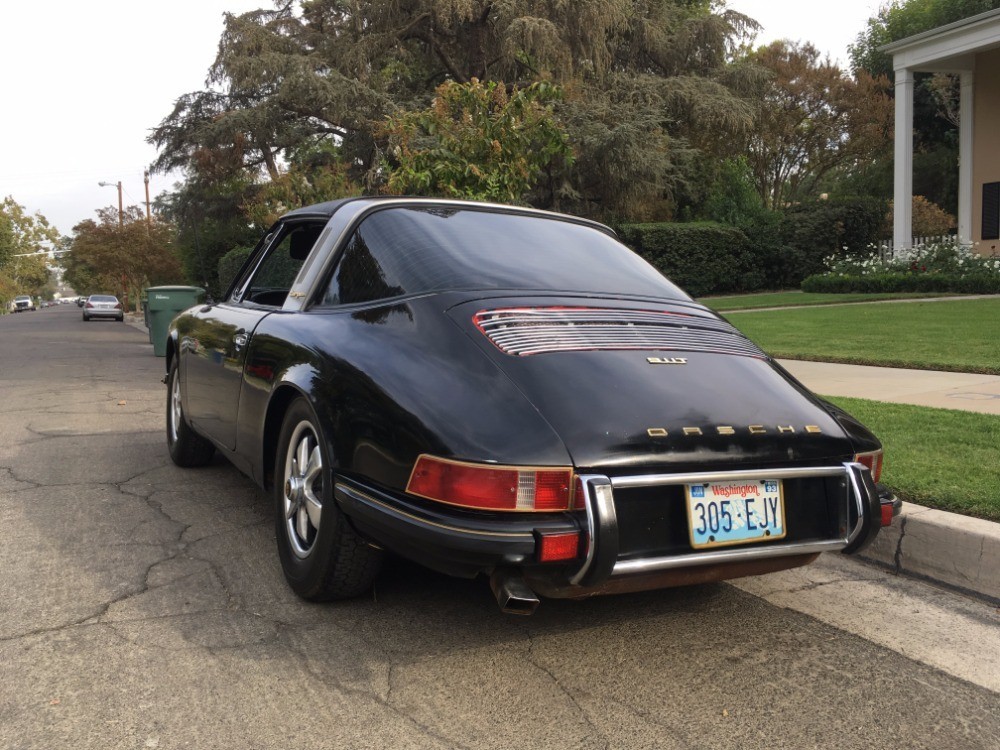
(647, 357), (687, 365)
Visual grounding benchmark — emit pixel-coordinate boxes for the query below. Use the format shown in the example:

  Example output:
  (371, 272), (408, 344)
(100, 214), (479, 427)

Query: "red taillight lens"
(85, 302), (94, 308)
(115, 302), (123, 310)
(406, 455), (573, 511)
(880, 504), (894, 527)
(572, 476), (587, 510)
(538, 532), (581, 562)
(855, 450), (883, 483)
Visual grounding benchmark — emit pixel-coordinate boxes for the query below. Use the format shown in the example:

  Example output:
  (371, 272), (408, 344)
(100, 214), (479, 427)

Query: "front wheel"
(274, 398), (381, 601)
(166, 359), (215, 467)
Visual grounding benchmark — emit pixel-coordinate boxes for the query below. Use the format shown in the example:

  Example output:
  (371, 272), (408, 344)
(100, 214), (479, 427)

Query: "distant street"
(2, 305), (999, 750)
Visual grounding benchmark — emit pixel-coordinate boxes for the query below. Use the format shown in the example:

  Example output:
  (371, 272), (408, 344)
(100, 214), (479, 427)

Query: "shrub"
(217, 246), (254, 291)
(619, 222), (758, 297)
(779, 197), (888, 278)
(802, 239), (1000, 293)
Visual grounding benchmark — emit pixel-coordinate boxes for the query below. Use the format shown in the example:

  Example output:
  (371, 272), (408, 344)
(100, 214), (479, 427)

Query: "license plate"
(685, 479), (786, 549)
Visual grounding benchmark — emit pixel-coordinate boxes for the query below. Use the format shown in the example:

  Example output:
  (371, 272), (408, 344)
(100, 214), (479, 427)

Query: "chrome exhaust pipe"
(490, 570), (540, 616)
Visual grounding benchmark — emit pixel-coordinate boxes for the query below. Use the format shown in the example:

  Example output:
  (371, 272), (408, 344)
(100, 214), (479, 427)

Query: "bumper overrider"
(335, 462), (895, 615)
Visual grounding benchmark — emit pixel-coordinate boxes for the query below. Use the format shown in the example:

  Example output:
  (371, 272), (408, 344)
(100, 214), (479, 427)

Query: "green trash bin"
(146, 285), (205, 357)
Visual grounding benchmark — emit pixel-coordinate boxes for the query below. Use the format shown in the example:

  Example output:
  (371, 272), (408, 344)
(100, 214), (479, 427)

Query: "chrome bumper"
(571, 462), (880, 587)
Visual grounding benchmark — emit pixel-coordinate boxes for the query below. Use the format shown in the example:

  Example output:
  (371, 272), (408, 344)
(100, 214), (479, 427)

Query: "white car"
(12, 295), (35, 312)
(82, 294), (124, 322)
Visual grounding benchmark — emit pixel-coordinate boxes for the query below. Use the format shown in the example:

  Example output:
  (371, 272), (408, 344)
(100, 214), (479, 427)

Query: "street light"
(98, 180), (123, 227)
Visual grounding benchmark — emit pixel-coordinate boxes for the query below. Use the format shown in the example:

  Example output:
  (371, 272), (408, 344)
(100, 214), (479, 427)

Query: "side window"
(321, 227), (405, 305)
(242, 223), (324, 307)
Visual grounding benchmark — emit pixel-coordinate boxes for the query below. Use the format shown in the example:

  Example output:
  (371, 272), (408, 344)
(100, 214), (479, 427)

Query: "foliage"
(730, 298), (1000, 375)
(850, 0), (1000, 78)
(155, 176), (260, 298)
(0, 197), (59, 309)
(696, 157), (768, 226)
(618, 221), (761, 296)
(243, 141), (363, 228)
(746, 41), (893, 209)
(777, 197), (888, 278)
(382, 79), (572, 203)
(64, 207), (184, 309)
(217, 245), (255, 292)
(149, 0), (762, 221)
(883, 195), (955, 238)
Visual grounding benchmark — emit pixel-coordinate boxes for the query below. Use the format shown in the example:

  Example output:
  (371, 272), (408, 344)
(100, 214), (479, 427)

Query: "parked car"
(165, 197), (897, 614)
(82, 294), (124, 322)
(12, 295), (35, 312)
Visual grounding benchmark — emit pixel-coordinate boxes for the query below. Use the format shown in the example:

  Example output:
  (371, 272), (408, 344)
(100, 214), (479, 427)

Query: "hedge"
(801, 272), (1000, 294)
(618, 222), (762, 297)
(217, 246), (254, 291)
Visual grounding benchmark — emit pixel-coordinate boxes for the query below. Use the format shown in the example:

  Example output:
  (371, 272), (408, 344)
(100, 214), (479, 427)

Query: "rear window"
(91, 295), (118, 302)
(320, 207), (687, 306)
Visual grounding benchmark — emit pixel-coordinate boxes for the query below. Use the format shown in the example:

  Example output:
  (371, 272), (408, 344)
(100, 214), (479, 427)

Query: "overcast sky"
(1, 0), (883, 237)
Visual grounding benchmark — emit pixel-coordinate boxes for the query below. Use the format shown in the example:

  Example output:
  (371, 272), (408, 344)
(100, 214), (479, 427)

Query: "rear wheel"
(82, 314), (89, 321)
(274, 398), (381, 600)
(166, 359), (215, 467)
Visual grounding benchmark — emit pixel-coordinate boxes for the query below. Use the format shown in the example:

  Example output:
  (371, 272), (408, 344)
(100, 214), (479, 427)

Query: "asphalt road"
(2, 305), (999, 750)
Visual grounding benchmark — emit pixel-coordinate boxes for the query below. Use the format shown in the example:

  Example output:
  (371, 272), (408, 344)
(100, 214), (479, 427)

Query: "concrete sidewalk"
(780, 359), (1000, 415)
(782, 358), (1000, 603)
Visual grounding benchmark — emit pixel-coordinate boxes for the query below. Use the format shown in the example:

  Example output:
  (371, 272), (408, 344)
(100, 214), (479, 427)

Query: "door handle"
(233, 332), (249, 351)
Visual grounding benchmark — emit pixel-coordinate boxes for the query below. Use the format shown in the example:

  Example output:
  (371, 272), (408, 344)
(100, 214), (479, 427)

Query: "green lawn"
(728, 298), (1000, 374)
(827, 396), (1000, 522)
(701, 291), (959, 311)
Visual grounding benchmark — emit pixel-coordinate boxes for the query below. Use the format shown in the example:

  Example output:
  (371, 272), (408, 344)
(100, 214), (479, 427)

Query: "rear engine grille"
(473, 307), (766, 358)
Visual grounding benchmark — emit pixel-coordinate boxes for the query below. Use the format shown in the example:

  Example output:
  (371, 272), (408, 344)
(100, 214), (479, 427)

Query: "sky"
(1, 0), (884, 238)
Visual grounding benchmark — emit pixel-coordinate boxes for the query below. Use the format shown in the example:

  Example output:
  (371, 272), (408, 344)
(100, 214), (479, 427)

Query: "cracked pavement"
(2, 306), (999, 749)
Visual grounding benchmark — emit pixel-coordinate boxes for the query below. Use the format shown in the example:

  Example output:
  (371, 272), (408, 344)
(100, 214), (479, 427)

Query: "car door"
(182, 220), (327, 450)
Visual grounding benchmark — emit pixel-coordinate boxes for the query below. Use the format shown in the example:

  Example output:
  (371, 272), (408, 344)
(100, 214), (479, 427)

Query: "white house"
(883, 8), (1000, 254)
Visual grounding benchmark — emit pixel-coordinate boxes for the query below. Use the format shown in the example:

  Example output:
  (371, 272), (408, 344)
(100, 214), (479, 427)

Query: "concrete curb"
(860, 502), (1000, 604)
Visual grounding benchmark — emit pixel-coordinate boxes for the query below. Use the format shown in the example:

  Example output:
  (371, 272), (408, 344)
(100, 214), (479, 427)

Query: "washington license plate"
(685, 479), (786, 549)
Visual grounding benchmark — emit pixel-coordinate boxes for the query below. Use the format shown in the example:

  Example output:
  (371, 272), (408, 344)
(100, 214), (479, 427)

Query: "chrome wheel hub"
(283, 422), (324, 558)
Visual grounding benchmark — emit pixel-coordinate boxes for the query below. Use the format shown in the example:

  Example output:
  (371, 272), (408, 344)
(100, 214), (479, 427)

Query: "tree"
(745, 41), (893, 209)
(64, 208), (183, 309)
(382, 79), (572, 203)
(150, 1), (762, 221)
(0, 197), (59, 309)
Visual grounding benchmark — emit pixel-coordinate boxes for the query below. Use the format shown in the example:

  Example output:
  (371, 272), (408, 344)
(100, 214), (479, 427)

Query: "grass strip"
(701, 291), (961, 311)
(727, 298), (1000, 375)
(826, 396), (1000, 522)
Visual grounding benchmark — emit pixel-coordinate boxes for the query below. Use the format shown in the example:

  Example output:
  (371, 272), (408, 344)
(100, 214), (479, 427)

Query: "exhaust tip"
(490, 570), (540, 616)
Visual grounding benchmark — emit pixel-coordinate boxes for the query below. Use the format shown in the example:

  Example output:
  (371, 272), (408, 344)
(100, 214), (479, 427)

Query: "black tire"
(274, 398), (381, 601)
(82, 314), (89, 321)
(116, 315), (124, 322)
(166, 359), (216, 467)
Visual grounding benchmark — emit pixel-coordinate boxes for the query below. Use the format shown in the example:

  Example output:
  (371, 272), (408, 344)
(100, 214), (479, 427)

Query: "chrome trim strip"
(844, 462), (870, 545)
(569, 475), (613, 585)
(334, 482), (533, 540)
(610, 465), (850, 489)
(612, 539), (846, 575)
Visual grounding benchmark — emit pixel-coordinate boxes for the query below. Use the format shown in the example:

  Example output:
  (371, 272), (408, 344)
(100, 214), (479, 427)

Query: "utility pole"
(98, 180), (124, 226)
(143, 170), (152, 226)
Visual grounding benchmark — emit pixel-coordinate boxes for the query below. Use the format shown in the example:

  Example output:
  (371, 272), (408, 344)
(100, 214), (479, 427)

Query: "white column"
(894, 67), (914, 250)
(958, 69), (975, 245)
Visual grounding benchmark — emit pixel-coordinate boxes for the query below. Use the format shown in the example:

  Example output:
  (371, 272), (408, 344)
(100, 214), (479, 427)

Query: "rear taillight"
(406, 455), (573, 511)
(85, 302), (94, 309)
(114, 302), (123, 310)
(855, 450), (883, 483)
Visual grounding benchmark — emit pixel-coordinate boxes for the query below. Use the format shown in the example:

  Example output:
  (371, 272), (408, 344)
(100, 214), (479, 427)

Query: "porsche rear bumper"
(335, 462), (884, 606)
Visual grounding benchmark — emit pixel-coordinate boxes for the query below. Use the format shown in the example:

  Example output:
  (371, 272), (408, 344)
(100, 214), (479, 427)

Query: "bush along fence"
(802, 239), (1000, 293)
(619, 197), (887, 296)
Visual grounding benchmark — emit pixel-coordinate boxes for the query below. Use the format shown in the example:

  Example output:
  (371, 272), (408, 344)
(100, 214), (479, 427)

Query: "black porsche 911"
(165, 197), (897, 614)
